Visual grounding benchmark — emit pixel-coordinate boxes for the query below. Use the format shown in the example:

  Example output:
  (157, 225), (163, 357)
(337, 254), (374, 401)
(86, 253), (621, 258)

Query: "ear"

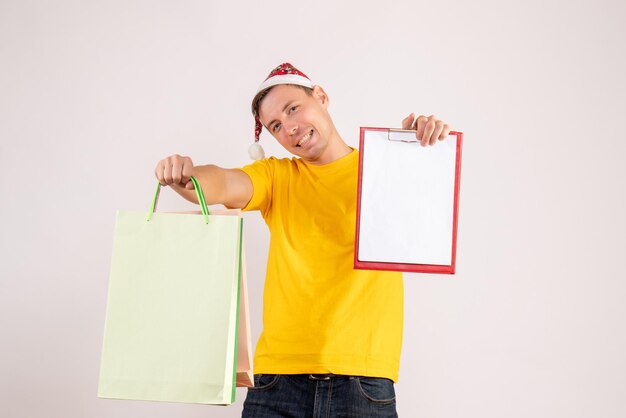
(312, 85), (329, 108)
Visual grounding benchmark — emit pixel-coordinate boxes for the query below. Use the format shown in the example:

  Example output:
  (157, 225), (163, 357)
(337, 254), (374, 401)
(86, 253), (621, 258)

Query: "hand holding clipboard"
(401, 113), (453, 146)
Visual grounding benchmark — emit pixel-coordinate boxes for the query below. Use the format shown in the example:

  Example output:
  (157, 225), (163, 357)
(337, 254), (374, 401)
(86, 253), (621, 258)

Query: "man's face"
(258, 84), (333, 164)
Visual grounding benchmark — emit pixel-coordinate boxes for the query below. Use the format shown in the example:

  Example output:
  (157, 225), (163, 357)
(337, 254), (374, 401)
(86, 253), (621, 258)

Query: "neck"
(306, 128), (352, 166)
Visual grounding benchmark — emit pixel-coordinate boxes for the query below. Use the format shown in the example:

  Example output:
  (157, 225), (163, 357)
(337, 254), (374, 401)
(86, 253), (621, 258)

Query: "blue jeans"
(241, 374), (398, 418)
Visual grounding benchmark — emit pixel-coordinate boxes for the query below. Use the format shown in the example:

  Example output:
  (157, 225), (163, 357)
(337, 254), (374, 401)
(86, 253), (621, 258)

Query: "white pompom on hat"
(250, 63), (315, 160)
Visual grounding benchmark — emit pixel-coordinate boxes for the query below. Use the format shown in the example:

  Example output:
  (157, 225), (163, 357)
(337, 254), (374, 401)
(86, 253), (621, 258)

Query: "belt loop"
(308, 374), (332, 380)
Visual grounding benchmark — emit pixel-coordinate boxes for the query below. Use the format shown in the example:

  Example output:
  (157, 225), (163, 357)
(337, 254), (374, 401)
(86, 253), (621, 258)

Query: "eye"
(272, 122), (281, 132)
(289, 105), (298, 113)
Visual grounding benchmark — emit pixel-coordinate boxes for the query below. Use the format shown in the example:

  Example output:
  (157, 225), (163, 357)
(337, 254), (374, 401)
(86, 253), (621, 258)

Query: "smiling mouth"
(296, 129), (314, 147)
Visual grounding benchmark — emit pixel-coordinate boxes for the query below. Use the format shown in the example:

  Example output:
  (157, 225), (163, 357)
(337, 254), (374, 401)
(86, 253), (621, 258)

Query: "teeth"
(297, 130), (313, 146)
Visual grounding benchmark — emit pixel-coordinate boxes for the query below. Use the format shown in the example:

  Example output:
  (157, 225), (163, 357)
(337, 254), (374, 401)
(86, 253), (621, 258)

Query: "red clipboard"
(354, 127), (463, 274)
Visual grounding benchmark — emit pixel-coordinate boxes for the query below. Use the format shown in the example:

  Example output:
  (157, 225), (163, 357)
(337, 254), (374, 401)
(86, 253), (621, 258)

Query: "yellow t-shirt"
(240, 149), (404, 382)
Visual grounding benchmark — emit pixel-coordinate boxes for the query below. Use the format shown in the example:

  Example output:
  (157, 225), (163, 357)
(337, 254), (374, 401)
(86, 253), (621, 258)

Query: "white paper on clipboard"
(357, 129), (459, 267)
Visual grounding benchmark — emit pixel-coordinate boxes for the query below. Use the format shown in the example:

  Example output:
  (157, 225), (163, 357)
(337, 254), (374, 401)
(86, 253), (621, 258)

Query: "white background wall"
(1, 0), (625, 417)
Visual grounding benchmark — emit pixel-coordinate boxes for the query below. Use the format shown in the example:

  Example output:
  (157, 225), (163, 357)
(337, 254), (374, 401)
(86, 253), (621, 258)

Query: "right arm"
(154, 154), (253, 209)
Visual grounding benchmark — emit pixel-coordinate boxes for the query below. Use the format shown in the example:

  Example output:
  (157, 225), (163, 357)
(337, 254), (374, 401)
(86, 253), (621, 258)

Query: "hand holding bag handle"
(146, 176), (210, 224)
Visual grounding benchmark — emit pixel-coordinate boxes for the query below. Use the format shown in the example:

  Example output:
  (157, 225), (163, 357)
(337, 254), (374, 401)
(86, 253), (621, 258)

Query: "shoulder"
(240, 156), (303, 183)
(243, 156), (302, 172)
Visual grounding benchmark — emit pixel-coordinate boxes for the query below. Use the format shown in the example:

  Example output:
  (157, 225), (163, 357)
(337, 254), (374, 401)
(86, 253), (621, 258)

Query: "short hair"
(251, 85), (314, 120)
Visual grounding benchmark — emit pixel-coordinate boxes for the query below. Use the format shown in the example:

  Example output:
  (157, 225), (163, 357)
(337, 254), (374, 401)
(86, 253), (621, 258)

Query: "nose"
(283, 120), (298, 136)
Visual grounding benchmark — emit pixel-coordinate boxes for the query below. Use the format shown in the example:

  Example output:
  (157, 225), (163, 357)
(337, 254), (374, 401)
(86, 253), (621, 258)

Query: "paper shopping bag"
(235, 244), (253, 388)
(98, 177), (248, 405)
(209, 209), (253, 389)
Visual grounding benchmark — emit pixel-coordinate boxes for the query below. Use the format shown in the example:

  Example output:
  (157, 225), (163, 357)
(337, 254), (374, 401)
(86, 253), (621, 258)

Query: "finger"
(181, 157), (193, 184)
(163, 157), (174, 184)
(415, 115), (429, 142)
(430, 121), (444, 146)
(439, 124), (451, 140)
(154, 160), (166, 186)
(171, 157), (183, 185)
(421, 115), (436, 147)
(401, 113), (415, 130)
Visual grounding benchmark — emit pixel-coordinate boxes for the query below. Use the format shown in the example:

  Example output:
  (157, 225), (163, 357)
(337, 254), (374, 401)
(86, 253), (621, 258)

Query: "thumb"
(401, 113), (415, 130)
(185, 181), (195, 190)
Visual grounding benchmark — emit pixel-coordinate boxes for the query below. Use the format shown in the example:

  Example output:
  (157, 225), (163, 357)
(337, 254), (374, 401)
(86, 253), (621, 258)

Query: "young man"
(155, 63), (450, 417)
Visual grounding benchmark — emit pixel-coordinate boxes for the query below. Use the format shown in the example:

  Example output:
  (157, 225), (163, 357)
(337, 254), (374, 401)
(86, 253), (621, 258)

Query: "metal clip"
(387, 129), (419, 143)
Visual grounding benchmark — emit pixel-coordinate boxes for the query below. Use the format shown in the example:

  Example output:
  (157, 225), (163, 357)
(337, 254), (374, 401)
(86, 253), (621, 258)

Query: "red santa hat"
(250, 63), (315, 160)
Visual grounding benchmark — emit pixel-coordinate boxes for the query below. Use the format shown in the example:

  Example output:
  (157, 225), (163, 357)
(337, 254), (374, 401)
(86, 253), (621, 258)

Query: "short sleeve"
(238, 158), (276, 216)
